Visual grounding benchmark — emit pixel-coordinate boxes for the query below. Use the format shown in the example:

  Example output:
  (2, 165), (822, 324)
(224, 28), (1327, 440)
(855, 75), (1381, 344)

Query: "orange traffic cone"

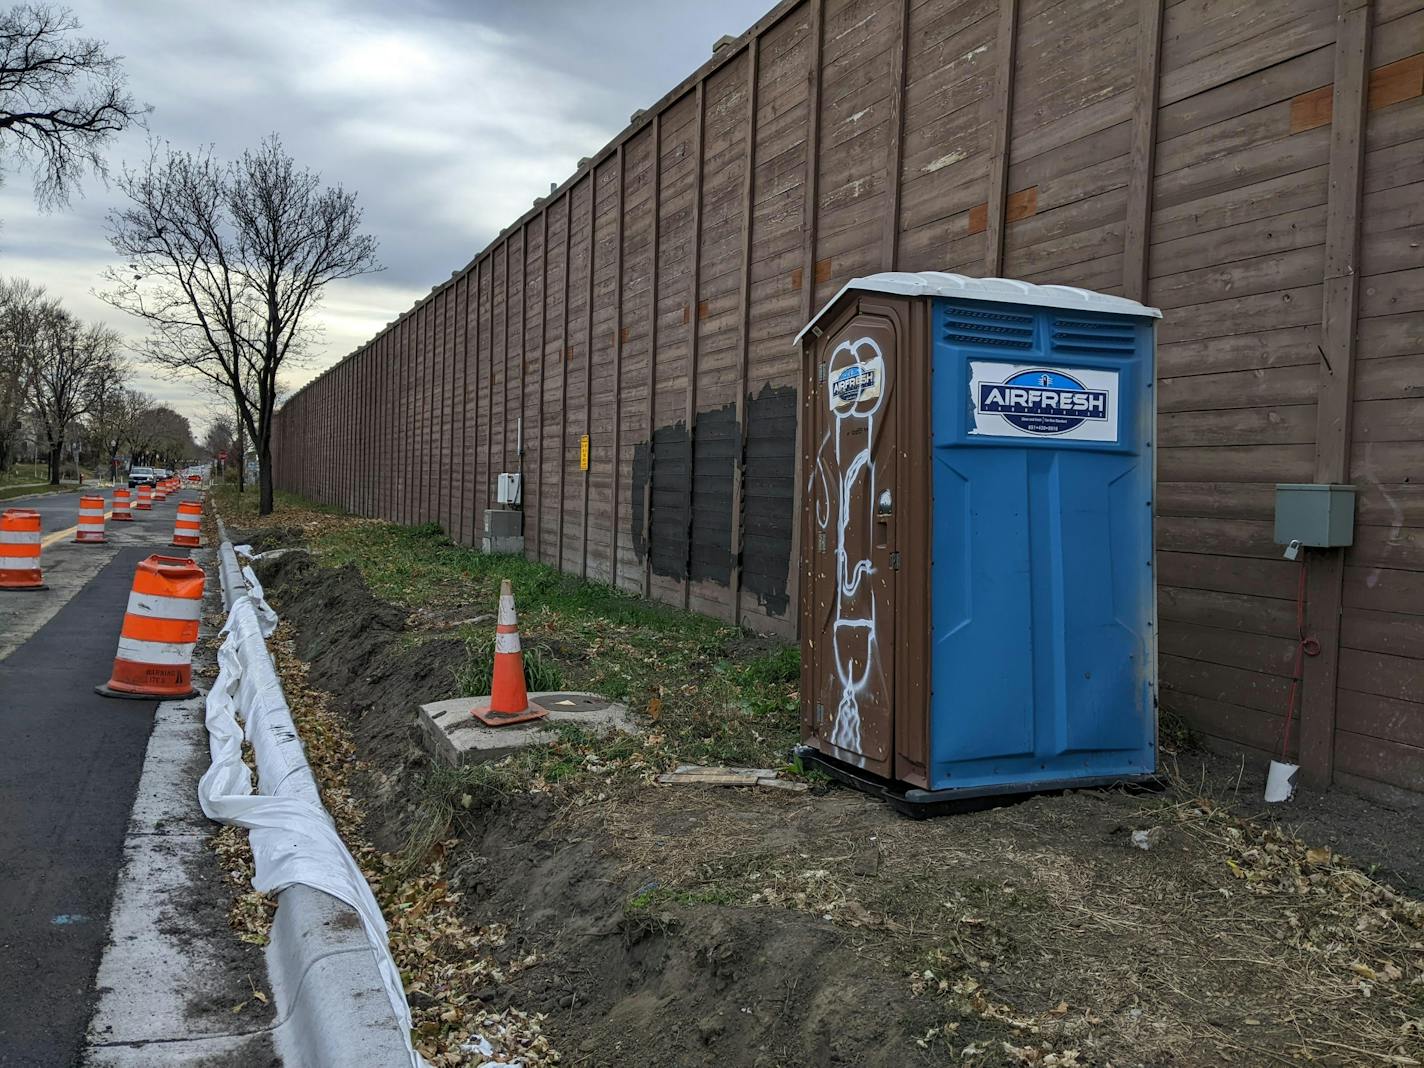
(153, 481), (168, 503)
(0, 508), (45, 590)
(135, 485), (153, 511)
(112, 487), (134, 521)
(472, 579), (548, 727)
(96, 554), (205, 699)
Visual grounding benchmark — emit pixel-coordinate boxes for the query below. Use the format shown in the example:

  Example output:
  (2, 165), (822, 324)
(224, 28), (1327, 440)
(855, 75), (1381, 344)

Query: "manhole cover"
(538, 693), (610, 713)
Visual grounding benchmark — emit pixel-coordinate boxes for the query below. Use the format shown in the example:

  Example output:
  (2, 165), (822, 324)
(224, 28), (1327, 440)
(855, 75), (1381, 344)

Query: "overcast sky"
(0, 0), (771, 435)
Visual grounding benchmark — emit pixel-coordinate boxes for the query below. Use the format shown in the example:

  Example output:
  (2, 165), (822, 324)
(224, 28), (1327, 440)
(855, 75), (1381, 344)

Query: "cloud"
(1, 0), (770, 435)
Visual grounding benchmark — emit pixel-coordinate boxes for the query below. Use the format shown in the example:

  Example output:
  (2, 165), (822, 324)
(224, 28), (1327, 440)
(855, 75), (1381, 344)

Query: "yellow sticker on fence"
(579, 433), (590, 471)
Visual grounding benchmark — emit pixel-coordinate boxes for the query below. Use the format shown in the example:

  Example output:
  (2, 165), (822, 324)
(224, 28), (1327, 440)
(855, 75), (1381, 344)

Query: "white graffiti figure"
(811, 335), (885, 763)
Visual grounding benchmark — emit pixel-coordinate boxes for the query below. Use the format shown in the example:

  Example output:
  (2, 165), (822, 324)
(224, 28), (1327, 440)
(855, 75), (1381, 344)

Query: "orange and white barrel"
(153, 481), (168, 503)
(96, 555), (205, 699)
(170, 500), (202, 548)
(112, 487), (133, 521)
(76, 496), (106, 543)
(135, 485), (153, 511)
(0, 508), (43, 590)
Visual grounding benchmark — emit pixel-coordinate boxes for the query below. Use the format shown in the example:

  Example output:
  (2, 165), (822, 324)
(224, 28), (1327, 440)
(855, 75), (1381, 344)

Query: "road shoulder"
(83, 555), (281, 1067)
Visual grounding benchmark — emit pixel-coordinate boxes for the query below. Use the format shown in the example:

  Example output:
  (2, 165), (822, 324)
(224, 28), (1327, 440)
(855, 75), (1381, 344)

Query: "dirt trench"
(254, 549), (949, 1068)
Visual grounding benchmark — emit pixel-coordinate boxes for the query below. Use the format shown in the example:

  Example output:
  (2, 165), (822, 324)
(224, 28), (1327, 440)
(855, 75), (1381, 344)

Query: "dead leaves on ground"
(258, 625), (561, 1066)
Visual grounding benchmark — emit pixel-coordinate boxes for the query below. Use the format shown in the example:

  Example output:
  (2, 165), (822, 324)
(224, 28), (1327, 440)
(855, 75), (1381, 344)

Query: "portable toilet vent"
(793, 272), (1160, 810)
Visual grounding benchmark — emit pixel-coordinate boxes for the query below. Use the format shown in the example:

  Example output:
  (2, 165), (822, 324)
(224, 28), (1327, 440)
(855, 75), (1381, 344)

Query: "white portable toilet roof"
(794, 271), (1162, 345)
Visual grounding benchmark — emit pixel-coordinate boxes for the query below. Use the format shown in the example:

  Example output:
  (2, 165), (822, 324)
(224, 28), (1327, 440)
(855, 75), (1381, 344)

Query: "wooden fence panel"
(271, 0), (1424, 796)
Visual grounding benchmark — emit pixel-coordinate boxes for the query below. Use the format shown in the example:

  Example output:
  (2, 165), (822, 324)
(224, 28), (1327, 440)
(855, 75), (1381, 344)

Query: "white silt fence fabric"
(200, 542), (427, 1068)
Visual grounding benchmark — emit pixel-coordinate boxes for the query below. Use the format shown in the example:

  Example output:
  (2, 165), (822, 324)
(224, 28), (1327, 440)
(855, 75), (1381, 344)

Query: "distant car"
(128, 466), (157, 488)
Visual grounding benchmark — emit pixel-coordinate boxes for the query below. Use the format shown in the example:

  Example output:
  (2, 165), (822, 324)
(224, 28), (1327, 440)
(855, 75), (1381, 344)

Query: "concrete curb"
(215, 520), (415, 1068)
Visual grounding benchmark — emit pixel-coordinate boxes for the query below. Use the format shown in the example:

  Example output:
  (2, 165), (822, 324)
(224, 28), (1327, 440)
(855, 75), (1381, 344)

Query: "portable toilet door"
(796, 272), (1161, 807)
(798, 289), (934, 784)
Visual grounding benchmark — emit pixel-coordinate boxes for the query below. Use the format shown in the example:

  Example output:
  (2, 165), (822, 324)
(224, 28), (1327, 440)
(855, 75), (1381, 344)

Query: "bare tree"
(29, 302), (118, 483)
(103, 135), (381, 515)
(0, 4), (145, 208)
(128, 403), (194, 468)
(0, 275), (44, 470)
(85, 380), (142, 481)
(201, 414), (234, 462)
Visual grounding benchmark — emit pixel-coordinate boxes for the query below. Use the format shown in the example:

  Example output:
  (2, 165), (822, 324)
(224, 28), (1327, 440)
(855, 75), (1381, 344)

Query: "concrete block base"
(481, 508), (524, 555)
(481, 534), (525, 554)
(418, 691), (637, 766)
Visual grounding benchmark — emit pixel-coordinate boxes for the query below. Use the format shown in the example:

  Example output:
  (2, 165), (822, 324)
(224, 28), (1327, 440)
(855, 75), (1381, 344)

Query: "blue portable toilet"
(793, 273), (1160, 809)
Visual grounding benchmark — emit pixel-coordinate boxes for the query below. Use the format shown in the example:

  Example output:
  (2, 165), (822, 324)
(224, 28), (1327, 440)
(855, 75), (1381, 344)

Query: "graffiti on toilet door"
(809, 322), (896, 771)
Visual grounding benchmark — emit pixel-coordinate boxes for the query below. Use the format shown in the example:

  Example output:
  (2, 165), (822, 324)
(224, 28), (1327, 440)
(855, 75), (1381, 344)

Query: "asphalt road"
(0, 521), (178, 1065)
(1, 483), (189, 533)
(3, 486), (90, 531)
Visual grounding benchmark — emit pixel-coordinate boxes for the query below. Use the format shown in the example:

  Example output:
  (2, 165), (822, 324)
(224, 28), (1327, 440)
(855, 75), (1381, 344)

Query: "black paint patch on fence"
(630, 440), (651, 561)
(689, 404), (737, 586)
(628, 383), (796, 617)
(741, 384), (796, 617)
(648, 423), (690, 581)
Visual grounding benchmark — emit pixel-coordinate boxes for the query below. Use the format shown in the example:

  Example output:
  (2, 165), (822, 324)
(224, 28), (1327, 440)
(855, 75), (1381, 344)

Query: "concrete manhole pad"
(417, 690), (636, 767)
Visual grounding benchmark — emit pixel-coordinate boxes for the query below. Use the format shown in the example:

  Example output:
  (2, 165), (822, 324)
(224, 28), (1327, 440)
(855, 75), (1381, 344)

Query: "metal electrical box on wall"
(497, 472), (523, 506)
(1274, 483), (1355, 547)
(794, 272), (1161, 809)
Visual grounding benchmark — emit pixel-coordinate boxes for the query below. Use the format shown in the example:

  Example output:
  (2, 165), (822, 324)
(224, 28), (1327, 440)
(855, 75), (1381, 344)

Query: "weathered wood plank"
(1302, 0), (1373, 788)
(1160, 619), (1298, 677)
(1158, 404), (1319, 447)
(1158, 549), (1300, 600)
(1334, 729), (1424, 792)
(1158, 443), (1316, 483)
(1157, 480), (1276, 521)
(983, 0), (1018, 274)
(1123, 0), (1163, 300)
(1161, 653), (1294, 716)
(1159, 584), (1299, 638)
(1157, 515), (1288, 559)
(1336, 689), (1424, 748)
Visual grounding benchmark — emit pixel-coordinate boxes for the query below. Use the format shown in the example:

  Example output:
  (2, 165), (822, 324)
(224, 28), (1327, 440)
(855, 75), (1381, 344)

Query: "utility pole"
(235, 396), (245, 494)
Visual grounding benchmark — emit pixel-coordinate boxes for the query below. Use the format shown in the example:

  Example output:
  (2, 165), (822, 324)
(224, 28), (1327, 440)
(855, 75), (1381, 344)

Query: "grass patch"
(0, 482), (71, 501)
(625, 883), (741, 913)
(453, 634), (564, 697)
(212, 484), (343, 520)
(220, 488), (803, 772)
(0, 463), (49, 487)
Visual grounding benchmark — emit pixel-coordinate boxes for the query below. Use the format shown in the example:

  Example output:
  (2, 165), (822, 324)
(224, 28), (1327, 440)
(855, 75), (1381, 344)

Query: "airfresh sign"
(969, 362), (1120, 442)
(979, 370), (1107, 432)
(831, 363), (879, 408)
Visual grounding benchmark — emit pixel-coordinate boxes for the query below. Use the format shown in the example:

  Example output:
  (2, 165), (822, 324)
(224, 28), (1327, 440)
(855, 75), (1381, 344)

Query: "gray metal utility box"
(1273, 483), (1356, 548)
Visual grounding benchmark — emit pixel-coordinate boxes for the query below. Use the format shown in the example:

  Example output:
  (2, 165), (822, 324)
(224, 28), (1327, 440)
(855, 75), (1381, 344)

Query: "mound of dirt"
(254, 550), (954, 1067)
(254, 550), (465, 773)
(450, 795), (949, 1068)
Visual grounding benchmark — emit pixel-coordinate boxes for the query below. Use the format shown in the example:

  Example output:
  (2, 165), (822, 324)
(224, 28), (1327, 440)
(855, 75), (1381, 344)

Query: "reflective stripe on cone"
(170, 500), (202, 548)
(97, 554), (205, 699)
(0, 509), (43, 589)
(76, 496), (106, 543)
